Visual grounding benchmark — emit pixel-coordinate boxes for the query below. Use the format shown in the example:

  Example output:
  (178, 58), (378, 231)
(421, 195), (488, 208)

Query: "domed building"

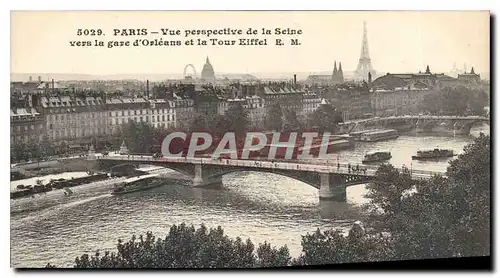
(201, 56), (215, 83)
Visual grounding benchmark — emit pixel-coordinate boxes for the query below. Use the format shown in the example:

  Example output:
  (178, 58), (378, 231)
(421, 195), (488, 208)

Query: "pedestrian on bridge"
(337, 162), (340, 171)
(348, 163), (351, 173)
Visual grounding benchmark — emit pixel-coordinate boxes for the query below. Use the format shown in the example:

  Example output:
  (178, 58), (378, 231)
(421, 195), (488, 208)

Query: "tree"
(282, 109), (302, 132)
(48, 223), (291, 268)
(211, 115), (230, 138)
(264, 103), (283, 131)
(40, 136), (54, 157)
(59, 141), (69, 155)
(120, 121), (157, 154)
(11, 142), (28, 162)
(442, 133), (490, 256)
(296, 227), (393, 265)
(307, 103), (343, 133)
(419, 86), (489, 116)
(46, 220), (394, 268)
(190, 113), (209, 132)
(255, 242), (291, 268)
(364, 134), (490, 260)
(224, 103), (249, 137)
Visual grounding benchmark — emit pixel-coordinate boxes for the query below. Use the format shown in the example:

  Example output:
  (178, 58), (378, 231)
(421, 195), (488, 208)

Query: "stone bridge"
(91, 154), (443, 203)
(339, 115), (490, 135)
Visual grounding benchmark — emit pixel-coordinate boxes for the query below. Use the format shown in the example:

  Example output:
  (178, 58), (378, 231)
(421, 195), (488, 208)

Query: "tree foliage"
(419, 86), (489, 116)
(66, 223), (291, 268)
(118, 121), (159, 154)
(189, 113), (209, 132)
(306, 103), (343, 133)
(211, 115), (231, 138)
(282, 109), (303, 132)
(10, 138), (52, 163)
(264, 103), (283, 131)
(364, 133), (490, 260)
(296, 227), (393, 265)
(224, 103), (249, 137)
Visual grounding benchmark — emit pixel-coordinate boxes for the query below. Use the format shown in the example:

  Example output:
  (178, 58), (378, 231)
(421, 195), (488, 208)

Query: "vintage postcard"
(10, 11), (490, 269)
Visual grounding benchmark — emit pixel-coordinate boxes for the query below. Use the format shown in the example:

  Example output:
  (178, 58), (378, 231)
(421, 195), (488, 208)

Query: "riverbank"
(11, 172), (111, 199)
(10, 165), (181, 200)
(11, 167), (76, 181)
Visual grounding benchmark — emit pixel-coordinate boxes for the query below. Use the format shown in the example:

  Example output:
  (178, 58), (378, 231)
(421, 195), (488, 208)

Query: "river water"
(10, 126), (489, 267)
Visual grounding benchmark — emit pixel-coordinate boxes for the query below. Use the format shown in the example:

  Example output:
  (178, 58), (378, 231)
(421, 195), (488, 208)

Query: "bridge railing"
(95, 153), (446, 179)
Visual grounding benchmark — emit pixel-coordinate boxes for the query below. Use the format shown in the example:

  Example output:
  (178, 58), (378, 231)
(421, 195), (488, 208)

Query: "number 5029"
(77, 29), (104, 36)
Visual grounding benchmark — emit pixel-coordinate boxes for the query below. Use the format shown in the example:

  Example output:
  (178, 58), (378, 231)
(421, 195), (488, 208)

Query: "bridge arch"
(200, 167), (374, 188)
(183, 64), (197, 77)
(462, 120), (490, 133)
(205, 168), (322, 189)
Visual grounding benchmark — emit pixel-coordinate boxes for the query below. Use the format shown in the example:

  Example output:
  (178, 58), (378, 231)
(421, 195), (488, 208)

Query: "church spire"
(425, 65), (431, 74)
(206, 56), (210, 64)
(333, 61), (337, 73)
(470, 66), (475, 74)
(338, 61), (344, 83)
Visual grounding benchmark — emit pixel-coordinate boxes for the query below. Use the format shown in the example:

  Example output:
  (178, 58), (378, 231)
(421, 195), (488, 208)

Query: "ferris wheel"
(183, 64), (197, 78)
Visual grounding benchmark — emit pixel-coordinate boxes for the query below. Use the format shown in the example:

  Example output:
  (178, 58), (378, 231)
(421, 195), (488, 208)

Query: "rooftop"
(11, 108), (39, 117)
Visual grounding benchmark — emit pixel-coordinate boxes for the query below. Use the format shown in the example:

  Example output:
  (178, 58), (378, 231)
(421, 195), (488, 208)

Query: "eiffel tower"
(355, 21), (376, 80)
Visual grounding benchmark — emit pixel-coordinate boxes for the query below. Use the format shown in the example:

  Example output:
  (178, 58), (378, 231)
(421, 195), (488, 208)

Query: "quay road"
(340, 115), (490, 125)
(11, 154), (89, 172)
(93, 153), (447, 180)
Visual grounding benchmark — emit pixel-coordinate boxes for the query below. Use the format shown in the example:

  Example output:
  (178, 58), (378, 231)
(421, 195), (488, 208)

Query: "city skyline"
(11, 11), (490, 77)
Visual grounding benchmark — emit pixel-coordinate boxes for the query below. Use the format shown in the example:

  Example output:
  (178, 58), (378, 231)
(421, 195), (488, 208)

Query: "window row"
(108, 109), (174, 117)
(12, 124), (43, 132)
(110, 115), (176, 125)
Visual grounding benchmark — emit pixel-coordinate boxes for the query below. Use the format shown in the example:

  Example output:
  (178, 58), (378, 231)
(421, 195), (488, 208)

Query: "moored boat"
(349, 129), (380, 141)
(359, 129), (399, 142)
(411, 148), (456, 160)
(362, 151), (392, 163)
(111, 174), (163, 196)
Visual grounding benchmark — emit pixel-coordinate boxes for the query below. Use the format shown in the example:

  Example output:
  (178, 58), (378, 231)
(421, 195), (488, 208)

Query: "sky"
(11, 11), (490, 76)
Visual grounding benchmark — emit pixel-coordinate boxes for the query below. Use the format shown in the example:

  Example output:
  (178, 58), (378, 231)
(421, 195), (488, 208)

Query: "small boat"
(63, 188), (73, 196)
(412, 149), (456, 160)
(111, 174), (163, 196)
(362, 151), (392, 163)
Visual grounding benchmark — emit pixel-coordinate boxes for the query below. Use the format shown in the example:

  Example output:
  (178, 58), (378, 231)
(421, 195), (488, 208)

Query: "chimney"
(293, 74), (297, 86)
(38, 76), (41, 82)
(52, 79), (55, 93)
(29, 76), (32, 82)
(146, 79), (149, 99)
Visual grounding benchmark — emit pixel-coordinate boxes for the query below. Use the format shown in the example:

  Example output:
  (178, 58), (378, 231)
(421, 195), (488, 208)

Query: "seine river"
(10, 126), (489, 267)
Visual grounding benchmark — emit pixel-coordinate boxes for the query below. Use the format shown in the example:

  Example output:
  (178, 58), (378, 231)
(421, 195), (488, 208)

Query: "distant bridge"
(90, 153), (445, 203)
(339, 115), (490, 135)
